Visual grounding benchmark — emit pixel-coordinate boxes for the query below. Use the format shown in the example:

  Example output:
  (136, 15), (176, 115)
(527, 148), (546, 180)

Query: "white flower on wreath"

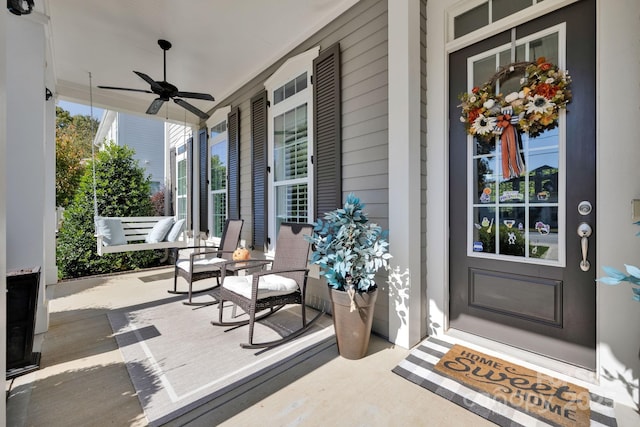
(526, 94), (555, 115)
(483, 99), (495, 109)
(471, 114), (497, 135)
(504, 92), (519, 103)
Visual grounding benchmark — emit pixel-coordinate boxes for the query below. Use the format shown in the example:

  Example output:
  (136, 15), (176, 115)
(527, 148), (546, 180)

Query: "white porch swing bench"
(95, 216), (188, 256)
(85, 72), (188, 257)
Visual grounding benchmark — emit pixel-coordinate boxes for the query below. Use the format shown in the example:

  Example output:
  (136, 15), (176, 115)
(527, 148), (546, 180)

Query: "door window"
(451, 0), (546, 40)
(468, 26), (566, 266)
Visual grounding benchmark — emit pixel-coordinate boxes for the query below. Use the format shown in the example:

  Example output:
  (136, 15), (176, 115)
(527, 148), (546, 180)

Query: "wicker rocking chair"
(170, 219), (243, 306)
(211, 222), (323, 349)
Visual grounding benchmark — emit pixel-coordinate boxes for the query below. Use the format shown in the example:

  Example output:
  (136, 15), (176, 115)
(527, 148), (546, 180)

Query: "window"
(209, 119), (228, 238)
(251, 44), (340, 251)
(451, 0), (544, 40)
(176, 145), (188, 223)
(264, 47), (319, 249)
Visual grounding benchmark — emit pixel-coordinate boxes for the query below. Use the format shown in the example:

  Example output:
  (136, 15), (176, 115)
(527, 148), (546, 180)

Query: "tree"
(57, 143), (162, 279)
(55, 106), (100, 207)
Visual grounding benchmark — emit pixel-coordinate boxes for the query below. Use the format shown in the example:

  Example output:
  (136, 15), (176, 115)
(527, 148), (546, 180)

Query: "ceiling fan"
(97, 39), (214, 120)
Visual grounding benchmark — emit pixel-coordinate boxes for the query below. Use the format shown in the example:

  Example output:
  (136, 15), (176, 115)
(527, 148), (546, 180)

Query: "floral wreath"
(458, 57), (572, 178)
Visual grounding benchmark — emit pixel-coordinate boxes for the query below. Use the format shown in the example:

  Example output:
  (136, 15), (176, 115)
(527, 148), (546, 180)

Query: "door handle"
(577, 222), (592, 271)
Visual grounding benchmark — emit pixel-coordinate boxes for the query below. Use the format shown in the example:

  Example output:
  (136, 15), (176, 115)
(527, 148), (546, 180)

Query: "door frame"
(425, 0), (597, 380)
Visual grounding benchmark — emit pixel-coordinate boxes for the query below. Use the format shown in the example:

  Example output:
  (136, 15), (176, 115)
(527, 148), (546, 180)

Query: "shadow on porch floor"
(7, 267), (635, 426)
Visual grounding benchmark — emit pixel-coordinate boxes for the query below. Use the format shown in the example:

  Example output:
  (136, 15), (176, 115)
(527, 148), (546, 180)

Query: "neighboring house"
(166, 122), (193, 228)
(94, 110), (166, 195)
(3, 0), (640, 416)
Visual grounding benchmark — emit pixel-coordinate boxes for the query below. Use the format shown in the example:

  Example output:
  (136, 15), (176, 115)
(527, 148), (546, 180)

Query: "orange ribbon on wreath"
(495, 110), (525, 179)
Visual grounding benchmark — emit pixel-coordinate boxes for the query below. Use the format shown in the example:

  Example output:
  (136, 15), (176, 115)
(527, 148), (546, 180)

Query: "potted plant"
(306, 193), (391, 359)
(596, 221), (640, 303)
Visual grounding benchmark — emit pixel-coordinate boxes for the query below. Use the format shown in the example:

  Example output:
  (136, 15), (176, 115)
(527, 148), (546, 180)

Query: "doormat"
(392, 337), (617, 427)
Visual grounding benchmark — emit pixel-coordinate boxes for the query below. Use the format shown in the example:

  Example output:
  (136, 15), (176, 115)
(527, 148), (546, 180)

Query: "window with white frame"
(176, 143), (188, 222)
(264, 47), (319, 249)
(209, 119), (228, 239)
(450, 0), (546, 40)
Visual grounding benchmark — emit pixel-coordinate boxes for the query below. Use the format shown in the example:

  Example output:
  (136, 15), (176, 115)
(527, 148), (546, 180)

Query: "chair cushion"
(145, 217), (174, 243)
(165, 218), (185, 242)
(96, 217), (126, 246)
(223, 274), (298, 299)
(177, 257), (226, 273)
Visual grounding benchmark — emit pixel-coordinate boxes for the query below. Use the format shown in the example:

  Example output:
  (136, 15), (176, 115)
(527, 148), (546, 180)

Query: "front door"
(448, 0), (596, 369)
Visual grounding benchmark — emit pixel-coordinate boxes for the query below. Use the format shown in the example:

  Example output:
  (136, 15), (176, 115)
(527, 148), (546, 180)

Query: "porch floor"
(5, 267), (638, 426)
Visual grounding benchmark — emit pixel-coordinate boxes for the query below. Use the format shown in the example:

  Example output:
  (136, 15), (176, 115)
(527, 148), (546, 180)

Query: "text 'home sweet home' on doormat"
(392, 337), (617, 427)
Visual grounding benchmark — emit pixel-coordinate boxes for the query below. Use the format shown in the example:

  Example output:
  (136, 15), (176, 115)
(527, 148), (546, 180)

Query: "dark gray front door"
(449, 0), (596, 369)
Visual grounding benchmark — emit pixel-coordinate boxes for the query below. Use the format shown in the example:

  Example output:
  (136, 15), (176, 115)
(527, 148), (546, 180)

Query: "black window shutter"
(313, 42), (342, 220)
(169, 147), (176, 216)
(251, 91), (268, 250)
(198, 128), (208, 235)
(227, 106), (240, 220)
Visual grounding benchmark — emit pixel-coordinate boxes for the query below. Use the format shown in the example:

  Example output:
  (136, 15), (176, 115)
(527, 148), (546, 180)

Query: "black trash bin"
(6, 266), (41, 379)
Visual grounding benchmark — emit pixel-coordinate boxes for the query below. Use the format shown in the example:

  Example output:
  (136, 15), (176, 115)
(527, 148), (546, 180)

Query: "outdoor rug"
(392, 337), (617, 427)
(108, 297), (335, 426)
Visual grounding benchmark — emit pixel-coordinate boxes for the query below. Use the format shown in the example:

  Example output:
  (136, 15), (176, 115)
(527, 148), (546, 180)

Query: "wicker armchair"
(170, 219), (243, 306)
(211, 222), (323, 349)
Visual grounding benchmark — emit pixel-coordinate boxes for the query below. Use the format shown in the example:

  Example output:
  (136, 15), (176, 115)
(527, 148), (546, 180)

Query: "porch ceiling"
(42, 0), (358, 124)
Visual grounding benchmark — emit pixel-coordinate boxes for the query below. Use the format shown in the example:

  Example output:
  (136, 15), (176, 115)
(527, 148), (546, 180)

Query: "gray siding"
(117, 113), (165, 193)
(213, 0), (390, 336)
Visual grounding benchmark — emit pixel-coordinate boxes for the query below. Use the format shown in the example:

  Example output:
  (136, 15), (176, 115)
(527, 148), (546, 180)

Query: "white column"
(425, 0), (448, 341)
(387, 0), (424, 348)
(0, 5), (8, 423)
(42, 75), (56, 333)
(597, 0), (640, 409)
(6, 16), (49, 334)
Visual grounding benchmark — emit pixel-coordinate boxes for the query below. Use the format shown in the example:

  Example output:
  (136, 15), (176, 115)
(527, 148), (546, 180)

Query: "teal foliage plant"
(597, 265), (640, 302)
(596, 221), (640, 302)
(306, 193), (391, 294)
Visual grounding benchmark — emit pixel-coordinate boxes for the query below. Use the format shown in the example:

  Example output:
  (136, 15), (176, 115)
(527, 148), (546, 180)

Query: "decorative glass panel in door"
(469, 32), (563, 265)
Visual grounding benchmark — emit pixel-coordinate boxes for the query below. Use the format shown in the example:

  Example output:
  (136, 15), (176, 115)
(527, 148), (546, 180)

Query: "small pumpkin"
(232, 247), (251, 261)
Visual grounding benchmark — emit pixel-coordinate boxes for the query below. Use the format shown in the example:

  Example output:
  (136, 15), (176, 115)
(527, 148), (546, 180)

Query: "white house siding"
(426, 0), (640, 411)
(167, 122), (191, 150)
(115, 113), (165, 194)
(209, 0), (392, 336)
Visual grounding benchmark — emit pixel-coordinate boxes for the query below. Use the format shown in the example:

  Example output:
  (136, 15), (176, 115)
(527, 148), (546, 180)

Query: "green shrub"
(57, 143), (162, 279)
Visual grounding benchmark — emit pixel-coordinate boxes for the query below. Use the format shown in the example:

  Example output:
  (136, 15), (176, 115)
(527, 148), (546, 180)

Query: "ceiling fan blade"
(97, 85), (153, 94)
(175, 91), (215, 101)
(174, 98), (210, 120)
(133, 71), (163, 92)
(146, 98), (166, 115)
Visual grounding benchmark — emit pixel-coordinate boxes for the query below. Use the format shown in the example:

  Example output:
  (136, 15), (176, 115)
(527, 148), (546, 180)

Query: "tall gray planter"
(329, 288), (378, 360)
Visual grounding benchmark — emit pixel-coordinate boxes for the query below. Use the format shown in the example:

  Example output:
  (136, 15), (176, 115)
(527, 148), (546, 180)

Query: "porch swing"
(86, 72), (188, 256)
